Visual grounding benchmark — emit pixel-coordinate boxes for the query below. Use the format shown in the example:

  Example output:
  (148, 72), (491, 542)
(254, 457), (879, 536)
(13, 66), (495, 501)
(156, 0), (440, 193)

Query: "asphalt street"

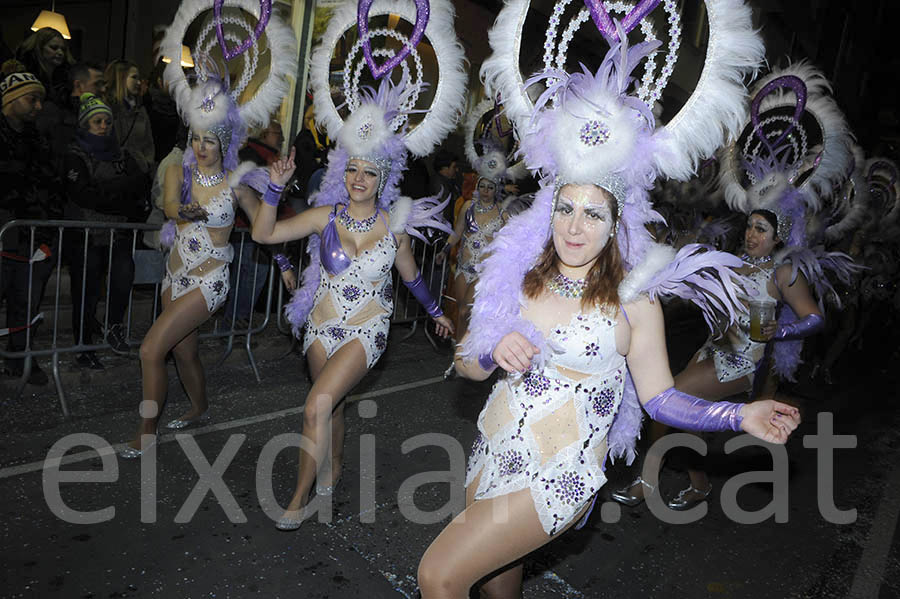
(1, 306), (899, 599)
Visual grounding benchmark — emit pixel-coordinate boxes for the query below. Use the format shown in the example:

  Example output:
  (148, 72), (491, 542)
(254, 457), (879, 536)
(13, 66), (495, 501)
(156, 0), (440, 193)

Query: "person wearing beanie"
(0, 60), (64, 385)
(62, 92), (150, 367)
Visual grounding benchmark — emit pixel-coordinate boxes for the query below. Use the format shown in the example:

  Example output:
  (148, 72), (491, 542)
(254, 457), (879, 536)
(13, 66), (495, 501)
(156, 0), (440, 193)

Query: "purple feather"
(772, 304), (803, 381)
(460, 184), (555, 364)
(160, 219), (176, 249)
(403, 193), (453, 242)
(607, 370), (644, 465)
(239, 166), (271, 194)
(641, 244), (748, 333)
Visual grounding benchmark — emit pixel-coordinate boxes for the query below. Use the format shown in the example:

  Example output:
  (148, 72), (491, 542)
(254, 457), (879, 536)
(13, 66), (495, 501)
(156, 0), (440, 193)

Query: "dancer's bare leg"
(170, 328), (208, 421)
(673, 356), (751, 491)
(129, 288), (211, 449)
(452, 273), (470, 341)
(282, 339), (368, 516)
(306, 341), (346, 490)
(418, 470), (588, 599)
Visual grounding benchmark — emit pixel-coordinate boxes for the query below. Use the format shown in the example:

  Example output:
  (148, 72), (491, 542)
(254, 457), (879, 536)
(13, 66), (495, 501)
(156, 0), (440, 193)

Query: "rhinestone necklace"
(741, 253), (773, 267)
(474, 199), (496, 214)
(339, 206), (378, 233)
(194, 168), (225, 187)
(545, 272), (587, 299)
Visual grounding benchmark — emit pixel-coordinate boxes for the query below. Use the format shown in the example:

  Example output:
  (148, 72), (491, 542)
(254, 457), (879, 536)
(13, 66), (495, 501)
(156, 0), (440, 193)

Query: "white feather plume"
(309, 0), (467, 158)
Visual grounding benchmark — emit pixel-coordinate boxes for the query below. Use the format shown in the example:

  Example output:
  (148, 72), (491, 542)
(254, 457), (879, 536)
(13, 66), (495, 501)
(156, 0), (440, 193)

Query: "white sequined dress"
(465, 308), (626, 535)
(696, 263), (777, 383)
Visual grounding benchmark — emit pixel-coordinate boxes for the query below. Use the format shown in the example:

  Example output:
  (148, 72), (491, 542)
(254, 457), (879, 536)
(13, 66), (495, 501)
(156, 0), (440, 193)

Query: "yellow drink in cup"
(748, 298), (776, 342)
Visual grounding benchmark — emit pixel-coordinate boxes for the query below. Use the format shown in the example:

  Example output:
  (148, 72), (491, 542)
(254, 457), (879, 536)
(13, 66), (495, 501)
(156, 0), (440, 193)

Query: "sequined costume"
(303, 205), (397, 368)
(457, 203), (504, 283)
(161, 188), (235, 313)
(696, 263), (777, 383)
(466, 308), (625, 536)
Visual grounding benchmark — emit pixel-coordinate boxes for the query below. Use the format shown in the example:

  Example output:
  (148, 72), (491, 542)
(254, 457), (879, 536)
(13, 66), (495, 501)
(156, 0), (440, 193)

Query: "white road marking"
(0, 376), (444, 480)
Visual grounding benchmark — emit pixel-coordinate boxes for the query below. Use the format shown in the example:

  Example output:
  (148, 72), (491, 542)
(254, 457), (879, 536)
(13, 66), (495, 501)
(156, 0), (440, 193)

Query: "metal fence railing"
(2, 220), (452, 415)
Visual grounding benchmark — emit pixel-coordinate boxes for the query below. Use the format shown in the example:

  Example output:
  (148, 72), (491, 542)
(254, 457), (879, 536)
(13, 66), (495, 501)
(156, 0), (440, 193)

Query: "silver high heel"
(165, 410), (211, 430)
(117, 436), (158, 459)
(275, 505), (313, 531)
(610, 476), (655, 507)
(666, 483), (712, 511)
(315, 478), (342, 497)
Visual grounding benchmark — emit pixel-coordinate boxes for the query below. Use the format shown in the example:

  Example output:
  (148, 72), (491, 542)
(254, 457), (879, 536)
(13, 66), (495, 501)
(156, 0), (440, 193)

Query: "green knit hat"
(78, 92), (112, 128)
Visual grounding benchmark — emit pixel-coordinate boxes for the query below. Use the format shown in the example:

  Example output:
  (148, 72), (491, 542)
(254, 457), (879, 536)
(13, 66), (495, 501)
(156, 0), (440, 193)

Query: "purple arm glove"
(403, 273), (444, 319)
(263, 182), (284, 207)
(477, 352), (497, 372)
(643, 387), (743, 432)
(273, 253), (293, 272)
(774, 313), (824, 340)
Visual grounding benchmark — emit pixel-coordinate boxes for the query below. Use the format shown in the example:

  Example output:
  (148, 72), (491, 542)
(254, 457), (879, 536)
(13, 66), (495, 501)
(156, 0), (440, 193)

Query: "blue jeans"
(221, 240), (268, 322)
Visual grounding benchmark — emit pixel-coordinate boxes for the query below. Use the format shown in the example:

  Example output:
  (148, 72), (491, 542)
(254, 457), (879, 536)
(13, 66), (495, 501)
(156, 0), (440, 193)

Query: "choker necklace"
(339, 206), (378, 233)
(741, 253), (772, 266)
(474, 200), (496, 214)
(545, 272), (587, 299)
(194, 168), (225, 187)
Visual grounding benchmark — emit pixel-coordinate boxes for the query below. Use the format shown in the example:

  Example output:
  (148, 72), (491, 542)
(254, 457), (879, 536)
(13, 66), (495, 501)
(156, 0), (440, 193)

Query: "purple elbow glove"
(774, 313), (824, 340)
(403, 273), (443, 319)
(477, 352), (496, 372)
(263, 182), (284, 207)
(643, 387), (743, 432)
(273, 253), (293, 272)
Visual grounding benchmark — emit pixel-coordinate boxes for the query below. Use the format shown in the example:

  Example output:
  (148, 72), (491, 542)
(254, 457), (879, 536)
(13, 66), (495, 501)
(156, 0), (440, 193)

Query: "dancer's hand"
(281, 269), (297, 290)
(178, 202), (209, 222)
(759, 319), (778, 341)
(494, 331), (540, 373)
(433, 315), (454, 338)
(270, 147), (296, 187)
(740, 400), (801, 444)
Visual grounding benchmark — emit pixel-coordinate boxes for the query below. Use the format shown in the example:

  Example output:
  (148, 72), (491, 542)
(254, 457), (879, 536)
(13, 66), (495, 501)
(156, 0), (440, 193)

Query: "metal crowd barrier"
(0, 219), (277, 414)
(2, 220), (452, 416)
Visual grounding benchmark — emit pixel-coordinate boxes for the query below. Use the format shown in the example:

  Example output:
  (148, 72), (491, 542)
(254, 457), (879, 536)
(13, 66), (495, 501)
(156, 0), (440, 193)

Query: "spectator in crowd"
(15, 27), (74, 136)
(145, 120), (188, 250)
(105, 59), (155, 175)
(63, 93), (150, 367)
(50, 62), (107, 165)
(144, 60), (179, 163)
(429, 148), (461, 226)
(0, 60), (65, 385)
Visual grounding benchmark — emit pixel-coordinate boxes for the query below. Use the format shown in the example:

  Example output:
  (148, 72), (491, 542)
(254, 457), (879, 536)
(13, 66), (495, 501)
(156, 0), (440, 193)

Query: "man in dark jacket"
(0, 62), (65, 384)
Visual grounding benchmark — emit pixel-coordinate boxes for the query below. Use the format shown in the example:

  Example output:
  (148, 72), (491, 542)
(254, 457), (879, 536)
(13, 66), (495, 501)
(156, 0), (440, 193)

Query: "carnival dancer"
(250, 0), (466, 530)
(119, 0), (297, 457)
(414, 2), (803, 596)
(437, 100), (524, 370)
(613, 63), (859, 509)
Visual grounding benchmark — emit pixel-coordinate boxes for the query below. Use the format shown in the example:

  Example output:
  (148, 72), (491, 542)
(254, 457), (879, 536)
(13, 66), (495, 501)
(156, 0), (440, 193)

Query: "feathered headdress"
(463, 98), (527, 188)
(719, 62), (854, 247)
(161, 0), (297, 171)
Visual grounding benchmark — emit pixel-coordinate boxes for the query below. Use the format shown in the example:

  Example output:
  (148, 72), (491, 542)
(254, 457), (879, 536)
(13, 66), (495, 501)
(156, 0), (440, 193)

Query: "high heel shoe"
(610, 476), (655, 507)
(165, 409), (211, 430)
(666, 483), (712, 511)
(118, 435), (158, 459)
(315, 475), (343, 498)
(275, 505), (313, 531)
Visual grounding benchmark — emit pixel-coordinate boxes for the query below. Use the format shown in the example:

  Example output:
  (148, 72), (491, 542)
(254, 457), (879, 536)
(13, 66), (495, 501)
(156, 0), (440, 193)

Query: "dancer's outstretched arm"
(394, 233), (454, 338)
(251, 148), (328, 244)
(623, 295), (800, 444)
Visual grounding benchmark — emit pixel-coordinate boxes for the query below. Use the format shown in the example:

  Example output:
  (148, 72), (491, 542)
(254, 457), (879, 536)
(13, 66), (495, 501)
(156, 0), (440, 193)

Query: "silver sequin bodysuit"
(303, 211), (397, 369)
(465, 308), (626, 535)
(162, 189), (235, 313)
(456, 203), (504, 284)
(697, 263), (777, 383)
